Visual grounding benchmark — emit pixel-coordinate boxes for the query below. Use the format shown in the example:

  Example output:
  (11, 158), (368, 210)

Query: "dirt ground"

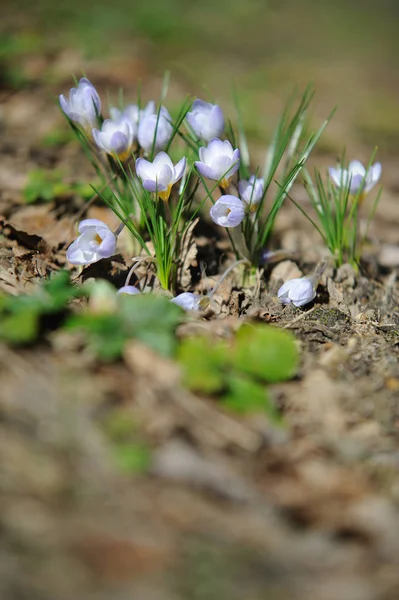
(1, 29), (399, 600)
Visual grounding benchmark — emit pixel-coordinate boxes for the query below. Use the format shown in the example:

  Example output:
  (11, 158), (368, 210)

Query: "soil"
(1, 48), (399, 600)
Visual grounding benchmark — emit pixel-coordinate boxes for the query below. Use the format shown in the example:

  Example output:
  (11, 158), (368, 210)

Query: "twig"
(282, 306), (316, 329)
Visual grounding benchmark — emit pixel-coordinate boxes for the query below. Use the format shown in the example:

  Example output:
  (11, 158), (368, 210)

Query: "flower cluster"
(60, 76), (383, 302)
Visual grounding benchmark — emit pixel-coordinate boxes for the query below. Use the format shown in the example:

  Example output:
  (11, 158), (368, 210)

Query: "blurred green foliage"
(23, 168), (93, 204)
(103, 408), (152, 474)
(2, 0), (399, 151)
(5, 0), (398, 63)
(0, 271), (80, 344)
(65, 288), (184, 359)
(178, 324), (298, 418)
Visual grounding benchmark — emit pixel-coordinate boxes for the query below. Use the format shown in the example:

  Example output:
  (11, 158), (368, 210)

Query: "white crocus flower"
(186, 99), (224, 143)
(210, 195), (245, 228)
(66, 219), (117, 265)
(117, 285), (141, 295)
(109, 101), (156, 141)
(195, 139), (240, 189)
(137, 107), (173, 153)
(277, 262), (326, 308)
(238, 175), (265, 211)
(329, 160), (381, 198)
(171, 292), (209, 311)
(59, 77), (101, 134)
(277, 276), (317, 308)
(92, 117), (135, 162)
(135, 152), (186, 202)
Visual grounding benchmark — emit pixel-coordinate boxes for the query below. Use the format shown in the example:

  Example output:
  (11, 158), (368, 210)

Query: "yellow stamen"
(220, 177), (230, 190)
(113, 149), (132, 163)
(94, 233), (103, 244)
(349, 191), (366, 206)
(159, 184), (173, 202)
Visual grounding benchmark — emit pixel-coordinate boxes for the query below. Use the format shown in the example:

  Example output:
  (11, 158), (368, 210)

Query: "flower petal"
(78, 218), (110, 233)
(173, 157), (186, 182)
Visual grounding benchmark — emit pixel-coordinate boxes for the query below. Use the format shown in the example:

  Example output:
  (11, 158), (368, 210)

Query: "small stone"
(378, 244), (399, 267)
(269, 260), (302, 288)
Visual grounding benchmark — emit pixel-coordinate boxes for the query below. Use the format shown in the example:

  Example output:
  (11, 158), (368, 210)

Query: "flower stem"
(208, 258), (250, 300)
(114, 221), (125, 237)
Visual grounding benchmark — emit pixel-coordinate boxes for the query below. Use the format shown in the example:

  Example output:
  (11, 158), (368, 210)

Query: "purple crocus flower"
(137, 107), (173, 153)
(329, 160), (381, 196)
(136, 151), (186, 201)
(210, 195), (245, 228)
(195, 139), (240, 189)
(117, 285), (141, 295)
(92, 117), (135, 162)
(59, 77), (101, 133)
(66, 219), (117, 265)
(110, 101), (156, 141)
(186, 99), (224, 142)
(238, 175), (265, 211)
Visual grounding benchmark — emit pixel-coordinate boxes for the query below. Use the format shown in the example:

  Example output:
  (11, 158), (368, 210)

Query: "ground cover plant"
(1, 4), (399, 598)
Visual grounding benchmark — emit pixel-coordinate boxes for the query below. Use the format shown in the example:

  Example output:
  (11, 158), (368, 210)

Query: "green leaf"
(119, 293), (183, 357)
(178, 336), (229, 394)
(112, 442), (151, 474)
(0, 309), (38, 344)
(233, 324), (299, 383)
(65, 292), (183, 360)
(65, 313), (127, 360)
(0, 271), (78, 345)
(223, 374), (280, 420)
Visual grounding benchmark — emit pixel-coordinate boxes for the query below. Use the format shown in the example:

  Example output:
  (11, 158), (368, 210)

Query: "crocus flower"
(238, 175), (265, 210)
(136, 152), (186, 201)
(171, 292), (210, 311)
(186, 99), (224, 142)
(92, 117), (135, 162)
(137, 107), (173, 153)
(277, 276), (317, 308)
(195, 139), (240, 189)
(210, 195), (245, 228)
(110, 101), (156, 140)
(329, 160), (381, 197)
(117, 285), (141, 295)
(66, 219), (117, 265)
(59, 77), (101, 134)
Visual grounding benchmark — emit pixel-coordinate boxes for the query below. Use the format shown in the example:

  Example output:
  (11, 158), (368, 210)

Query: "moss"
(306, 307), (350, 328)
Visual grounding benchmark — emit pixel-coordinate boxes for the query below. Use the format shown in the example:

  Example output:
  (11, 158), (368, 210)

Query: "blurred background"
(1, 3), (399, 600)
(2, 0), (399, 156)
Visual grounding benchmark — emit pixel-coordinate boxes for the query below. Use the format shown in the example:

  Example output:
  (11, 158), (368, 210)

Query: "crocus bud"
(66, 219), (117, 265)
(137, 107), (173, 153)
(117, 285), (141, 295)
(238, 175), (265, 210)
(186, 99), (224, 142)
(92, 117), (135, 162)
(110, 101), (156, 139)
(210, 195), (245, 228)
(195, 139), (240, 189)
(277, 276), (318, 307)
(171, 292), (209, 311)
(59, 77), (101, 133)
(329, 160), (381, 196)
(136, 151), (186, 201)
